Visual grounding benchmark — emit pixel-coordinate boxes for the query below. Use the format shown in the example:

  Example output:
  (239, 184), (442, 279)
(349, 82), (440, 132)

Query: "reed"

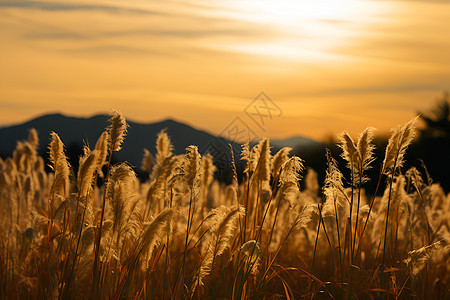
(0, 114), (448, 299)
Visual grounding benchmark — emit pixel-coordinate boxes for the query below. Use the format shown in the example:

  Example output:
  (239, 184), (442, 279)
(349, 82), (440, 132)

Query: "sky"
(0, 0), (449, 142)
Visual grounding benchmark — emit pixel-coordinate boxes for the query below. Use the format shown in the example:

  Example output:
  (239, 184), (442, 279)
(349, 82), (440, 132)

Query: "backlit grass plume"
(108, 109), (128, 152)
(155, 129), (173, 165)
(339, 127), (375, 186)
(240, 240), (262, 276)
(183, 145), (201, 189)
(141, 148), (154, 173)
(77, 149), (99, 198)
(254, 138), (271, 182)
(191, 205), (245, 294)
(137, 208), (174, 267)
(382, 116), (419, 175)
(279, 156), (304, 185)
(404, 240), (447, 276)
(94, 131), (109, 177)
(48, 131), (70, 196)
(272, 147), (292, 178)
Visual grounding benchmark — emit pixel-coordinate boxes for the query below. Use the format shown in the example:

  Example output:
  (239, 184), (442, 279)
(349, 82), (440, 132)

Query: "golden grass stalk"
(381, 116), (418, 289)
(93, 110), (128, 297)
(191, 205), (245, 296)
(180, 145), (202, 292)
(323, 149), (346, 288)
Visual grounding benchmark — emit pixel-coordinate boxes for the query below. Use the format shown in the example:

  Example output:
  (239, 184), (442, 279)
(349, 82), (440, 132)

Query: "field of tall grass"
(0, 111), (448, 299)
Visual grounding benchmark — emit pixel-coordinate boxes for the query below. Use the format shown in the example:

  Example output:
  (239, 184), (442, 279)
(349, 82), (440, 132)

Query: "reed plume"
(77, 149), (99, 198)
(272, 147), (292, 179)
(381, 116), (419, 288)
(183, 145), (201, 189)
(141, 148), (154, 173)
(108, 109), (128, 152)
(48, 132), (70, 197)
(254, 138), (271, 182)
(240, 240), (262, 275)
(404, 240), (446, 276)
(279, 156), (304, 185)
(138, 208), (174, 266)
(191, 205), (245, 293)
(27, 128), (39, 150)
(94, 131), (109, 177)
(382, 116), (418, 175)
(155, 129), (173, 165)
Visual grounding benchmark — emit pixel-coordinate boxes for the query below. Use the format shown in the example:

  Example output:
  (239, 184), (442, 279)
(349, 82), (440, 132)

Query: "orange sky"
(0, 0), (449, 142)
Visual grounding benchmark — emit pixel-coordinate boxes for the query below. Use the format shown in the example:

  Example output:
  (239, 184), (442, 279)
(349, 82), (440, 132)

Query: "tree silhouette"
(411, 92), (450, 191)
(420, 92), (450, 139)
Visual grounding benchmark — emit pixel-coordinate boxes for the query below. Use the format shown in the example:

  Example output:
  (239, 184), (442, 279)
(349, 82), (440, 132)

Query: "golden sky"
(0, 0), (449, 141)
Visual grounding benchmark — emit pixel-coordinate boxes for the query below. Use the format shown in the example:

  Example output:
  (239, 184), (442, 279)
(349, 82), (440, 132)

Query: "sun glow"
(212, 0), (386, 61)
(244, 0), (359, 22)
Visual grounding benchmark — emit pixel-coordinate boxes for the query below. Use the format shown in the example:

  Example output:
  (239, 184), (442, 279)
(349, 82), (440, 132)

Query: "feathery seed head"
(77, 150), (99, 198)
(324, 149), (344, 191)
(255, 138), (271, 182)
(139, 208), (174, 263)
(272, 147), (292, 178)
(406, 167), (424, 191)
(339, 131), (359, 167)
(48, 132), (65, 170)
(108, 109), (128, 152)
(279, 156), (304, 186)
(201, 153), (216, 189)
(241, 143), (250, 162)
(240, 240), (262, 275)
(356, 127), (376, 184)
(293, 203), (316, 230)
(194, 205), (244, 289)
(339, 128), (376, 185)
(403, 240), (446, 276)
(382, 116), (418, 174)
(27, 128), (39, 149)
(108, 163), (135, 187)
(141, 148), (155, 172)
(48, 132), (71, 196)
(241, 142), (252, 175)
(155, 129), (173, 165)
(240, 240), (261, 256)
(95, 131), (109, 176)
(357, 127), (376, 166)
(183, 145), (201, 188)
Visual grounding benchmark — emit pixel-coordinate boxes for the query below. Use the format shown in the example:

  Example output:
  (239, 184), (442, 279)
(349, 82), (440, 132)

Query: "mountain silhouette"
(271, 136), (319, 149)
(0, 113), (322, 168)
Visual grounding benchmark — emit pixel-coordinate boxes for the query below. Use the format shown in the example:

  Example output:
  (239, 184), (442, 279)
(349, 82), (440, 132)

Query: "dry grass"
(0, 113), (448, 299)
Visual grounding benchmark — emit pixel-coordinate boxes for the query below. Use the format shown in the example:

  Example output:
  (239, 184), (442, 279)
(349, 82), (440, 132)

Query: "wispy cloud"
(0, 1), (160, 14)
